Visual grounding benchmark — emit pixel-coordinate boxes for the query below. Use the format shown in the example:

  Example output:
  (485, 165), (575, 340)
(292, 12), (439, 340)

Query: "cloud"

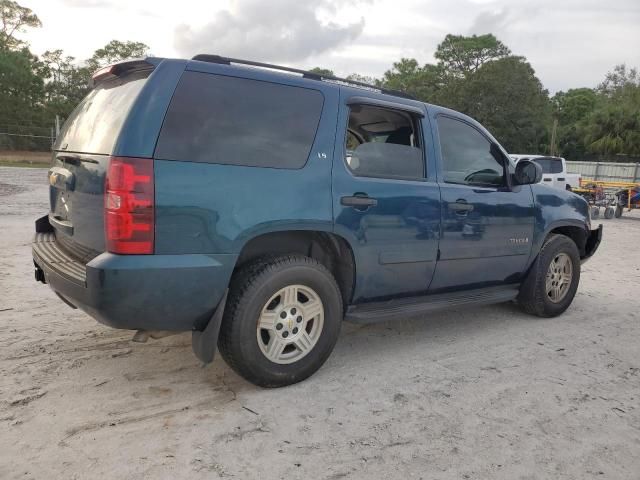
(468, 8), (510, 35)
(60, 0), (114, 6)
(173, 0), (365, 62)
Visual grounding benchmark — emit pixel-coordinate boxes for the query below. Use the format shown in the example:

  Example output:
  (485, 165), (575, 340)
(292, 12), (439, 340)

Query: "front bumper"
(581, 224), (603, 263)
(32, 216), (237, 331)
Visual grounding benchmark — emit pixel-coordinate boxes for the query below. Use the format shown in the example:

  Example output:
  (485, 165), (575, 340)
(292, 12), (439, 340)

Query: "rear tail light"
(105, 157), (154, 254)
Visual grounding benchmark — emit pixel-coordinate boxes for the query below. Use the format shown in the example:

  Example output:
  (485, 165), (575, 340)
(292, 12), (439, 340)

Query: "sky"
(21, 0), (640, 93)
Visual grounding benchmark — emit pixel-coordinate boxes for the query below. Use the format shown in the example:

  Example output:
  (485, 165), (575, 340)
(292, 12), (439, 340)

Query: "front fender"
(528, 184), (593, 267)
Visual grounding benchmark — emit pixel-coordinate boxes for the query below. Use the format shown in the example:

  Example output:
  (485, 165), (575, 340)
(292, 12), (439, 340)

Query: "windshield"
(54, 70), (150, 154)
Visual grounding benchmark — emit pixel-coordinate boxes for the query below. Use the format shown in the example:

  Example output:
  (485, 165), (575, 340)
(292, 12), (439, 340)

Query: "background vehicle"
(511, 155), (581, 191)
(32, 55), (602, 388)
(615, 184), (640, 217)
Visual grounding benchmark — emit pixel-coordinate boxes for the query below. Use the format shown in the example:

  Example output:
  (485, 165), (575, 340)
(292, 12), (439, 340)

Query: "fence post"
(594, 162), (601, 181)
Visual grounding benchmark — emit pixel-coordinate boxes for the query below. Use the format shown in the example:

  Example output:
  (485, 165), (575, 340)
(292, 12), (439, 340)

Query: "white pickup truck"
(510, 155), (581, 191)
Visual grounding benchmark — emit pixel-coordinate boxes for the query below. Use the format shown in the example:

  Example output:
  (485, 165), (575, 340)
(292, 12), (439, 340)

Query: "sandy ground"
(0, 166), (639, 480)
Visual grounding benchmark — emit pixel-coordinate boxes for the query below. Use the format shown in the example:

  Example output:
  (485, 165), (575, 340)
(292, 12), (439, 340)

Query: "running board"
(345, 286), (520, 324)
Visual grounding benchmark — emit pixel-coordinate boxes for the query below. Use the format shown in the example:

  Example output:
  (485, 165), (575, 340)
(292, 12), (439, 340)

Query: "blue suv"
(33, 55), (602, 387)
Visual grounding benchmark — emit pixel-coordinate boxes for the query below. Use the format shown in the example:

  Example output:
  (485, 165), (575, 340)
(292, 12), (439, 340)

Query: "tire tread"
(518, 234), (580, 317)
(218, 254), (342, 387)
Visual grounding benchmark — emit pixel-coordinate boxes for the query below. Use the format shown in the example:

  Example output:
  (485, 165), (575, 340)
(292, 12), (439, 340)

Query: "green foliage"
(1, 2), (150, 149)
(86, 40), (149, 71)
(552, 88), (597, 159)
(308, 67), (334, 77)
(0, 46), (46, 148)
(0, 0), (40, 50)
(597, 64), (639, 95)
(550, 65), (640, 158)
(381, 58), (444, 99)
(379, 39), (548, 152)
(40, 49), (91, 119)
(583, 65), (640, 155)
(345, 73), (378, 85)
(553, 88), (597, 125)
(434, 34), (510, 78)
(450, 56), (551, 152)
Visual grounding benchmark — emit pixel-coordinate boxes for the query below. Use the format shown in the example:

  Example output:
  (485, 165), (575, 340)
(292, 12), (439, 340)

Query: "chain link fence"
(0, 124), (57, 152)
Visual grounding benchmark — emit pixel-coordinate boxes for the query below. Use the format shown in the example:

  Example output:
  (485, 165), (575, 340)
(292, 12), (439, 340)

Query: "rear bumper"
(581, 224), (603, 263)
(32, 218), (237, 331)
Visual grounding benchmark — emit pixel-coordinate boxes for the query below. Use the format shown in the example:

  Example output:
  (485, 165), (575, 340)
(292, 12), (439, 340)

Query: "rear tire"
(518, 234), (581, 318)
(218, 255), (342, 388)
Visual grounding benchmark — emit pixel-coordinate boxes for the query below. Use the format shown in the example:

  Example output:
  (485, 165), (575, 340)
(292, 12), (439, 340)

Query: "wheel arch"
(545, 223), (588, 257)
(235, 230), (356, 308)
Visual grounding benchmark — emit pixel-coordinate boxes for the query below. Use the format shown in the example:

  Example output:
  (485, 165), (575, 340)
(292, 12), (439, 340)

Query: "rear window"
(54, 71), (150, 154)
(533, 157), (563, 174)
(155, 71), (324, 168)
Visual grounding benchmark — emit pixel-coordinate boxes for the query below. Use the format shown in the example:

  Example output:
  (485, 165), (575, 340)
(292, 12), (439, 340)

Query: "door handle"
(341, 194), (377, 210)
(448, 200), (474, 214)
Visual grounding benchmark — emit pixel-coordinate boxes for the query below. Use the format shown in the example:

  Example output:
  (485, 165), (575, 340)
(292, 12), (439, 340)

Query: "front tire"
(518, 234), (581, 317)
(218, 255), (343, 388)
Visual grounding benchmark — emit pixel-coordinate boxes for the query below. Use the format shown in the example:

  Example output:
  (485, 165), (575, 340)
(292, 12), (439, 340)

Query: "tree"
(0, 0), (40, 50)
(551, 88), (597, 159)
(40, 49), (90, 118)
(553, 88), (597, 126)
(597, 63), (639, 96)
(434, 34), (510, 78)
(308, 67), (335, 77)
(451, 56), (551, 152)
(0, 0), (46, 149)
(345, 73), (378, 85)
(381, 58), (444, 100)
(0, 47), (46, 148)
(86, 40), (149, 71)
(582, 64), (640, 156)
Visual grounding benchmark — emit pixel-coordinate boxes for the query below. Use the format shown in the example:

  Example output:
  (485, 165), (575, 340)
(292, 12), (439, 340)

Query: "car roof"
(187, 54), (416, 101)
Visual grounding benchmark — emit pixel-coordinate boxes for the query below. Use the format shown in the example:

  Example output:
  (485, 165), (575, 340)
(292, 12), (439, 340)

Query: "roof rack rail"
(191, 54), (415, 100)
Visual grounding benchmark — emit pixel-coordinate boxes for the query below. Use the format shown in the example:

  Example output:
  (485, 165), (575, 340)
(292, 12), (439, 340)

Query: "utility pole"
(55, 115), (61, 137)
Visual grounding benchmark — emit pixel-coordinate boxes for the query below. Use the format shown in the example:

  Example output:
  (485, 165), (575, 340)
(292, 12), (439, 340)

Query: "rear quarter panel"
(153, 76), (340, 255)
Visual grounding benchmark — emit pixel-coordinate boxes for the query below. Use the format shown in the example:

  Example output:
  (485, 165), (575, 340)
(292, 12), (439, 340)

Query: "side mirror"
(514, 159), (542, 185)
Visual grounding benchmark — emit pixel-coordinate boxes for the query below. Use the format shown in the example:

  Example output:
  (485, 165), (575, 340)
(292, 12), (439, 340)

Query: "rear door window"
(55, 70), (150, 154)
(345, 104), (424, 180)
(155, 71), (324, 168)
